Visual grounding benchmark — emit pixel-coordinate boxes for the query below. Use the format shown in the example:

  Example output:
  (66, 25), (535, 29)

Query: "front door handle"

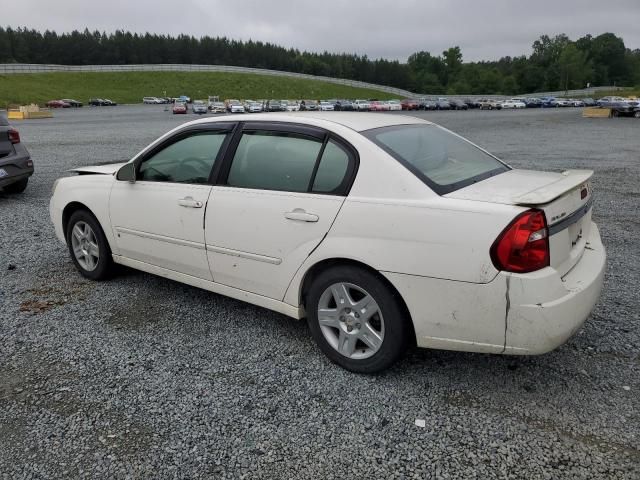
(285, 208), (319, 222)
(178, 196), (203, 208)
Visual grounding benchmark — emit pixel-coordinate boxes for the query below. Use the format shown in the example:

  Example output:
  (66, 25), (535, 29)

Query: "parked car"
(319, 101), (335, 111)
(334, 100), (355, 111)
(369, 100), (389, 112)
(478, 99), (502, 110)
(596, 96), (634, 108)
(569, 99), (585, 107)
(172, 102), (187, 114)
(0, 116), (34, 193)
(226, 100), (245, 113)
(419, 99), (437, 110)
(353, 100), (370, 111)
(300, 100), (319, 111)
(386, 100), (402, 111)
(143, 97), (161, 104)
(449, 99), (468, 110)
(400, 99), (420, 110)
(46, 100), (71, 108)
(61, 99), (83, 107)
(102, 99), (117, 106)
(524, 98), (543, 108)
(88, 99), (104, 106)
(192, 101), (208, 114)
(463, 99), (481, 109)
(209, 101), (226, 114)
(501, 99), (527, 109)
(435, 99), (452, 110)
(582, 98), (597, 107)
(49, 112), (606, 373)
(266, 99), (285, 112)
(246, 102), (263, 113)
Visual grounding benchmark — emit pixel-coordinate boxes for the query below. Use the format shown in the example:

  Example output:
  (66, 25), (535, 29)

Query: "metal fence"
(0, 63), (626, 99)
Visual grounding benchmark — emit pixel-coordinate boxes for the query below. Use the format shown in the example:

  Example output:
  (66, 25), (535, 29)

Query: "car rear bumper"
(0, 149), (34, 188)
(504, 222), (606, 354)
(382, 221), (605, 356)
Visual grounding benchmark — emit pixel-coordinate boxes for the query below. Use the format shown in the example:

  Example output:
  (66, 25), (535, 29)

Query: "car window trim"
(135, 123), (236, 185)
(216, 122), (359, 197)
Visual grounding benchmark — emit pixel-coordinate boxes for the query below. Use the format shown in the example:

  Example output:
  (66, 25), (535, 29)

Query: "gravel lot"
(1, 106), (638, 479)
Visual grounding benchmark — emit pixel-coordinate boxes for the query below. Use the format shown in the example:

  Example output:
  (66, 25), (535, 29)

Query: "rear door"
(205, 122), (358, 300)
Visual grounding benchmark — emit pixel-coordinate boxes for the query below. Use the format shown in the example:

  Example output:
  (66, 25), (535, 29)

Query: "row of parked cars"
(161, 95), (614, 115)
(46, 98), (117, 107)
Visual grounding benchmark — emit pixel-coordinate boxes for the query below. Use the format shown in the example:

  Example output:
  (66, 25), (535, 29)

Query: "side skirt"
(112, 255), (303, 320)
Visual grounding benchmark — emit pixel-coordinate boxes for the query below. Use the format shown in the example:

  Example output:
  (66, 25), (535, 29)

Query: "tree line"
(0, 27), (638, 95)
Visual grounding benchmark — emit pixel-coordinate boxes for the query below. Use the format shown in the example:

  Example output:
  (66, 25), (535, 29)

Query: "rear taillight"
(8, 128), (20, 144)
(490, 209), (549, 273)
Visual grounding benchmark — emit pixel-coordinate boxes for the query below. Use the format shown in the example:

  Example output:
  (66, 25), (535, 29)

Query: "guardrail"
(0, 63), (626, 99)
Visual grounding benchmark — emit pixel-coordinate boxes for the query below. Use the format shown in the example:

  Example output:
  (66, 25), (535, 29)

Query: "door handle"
(285, 209), (319, 222)
(178, 197), (203, 208)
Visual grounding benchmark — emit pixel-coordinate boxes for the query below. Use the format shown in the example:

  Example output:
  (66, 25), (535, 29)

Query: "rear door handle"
(178, 196), (203, 208)
(285, 209), (319, 222)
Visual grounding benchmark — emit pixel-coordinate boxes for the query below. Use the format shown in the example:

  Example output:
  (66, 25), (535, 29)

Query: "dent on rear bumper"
(504, 222), (606, 354)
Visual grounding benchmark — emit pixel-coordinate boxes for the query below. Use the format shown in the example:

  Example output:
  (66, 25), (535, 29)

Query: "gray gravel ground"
(0, 106), (638, 479)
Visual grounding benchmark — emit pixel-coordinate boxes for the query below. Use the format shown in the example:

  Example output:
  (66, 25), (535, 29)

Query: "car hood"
(69, 162), (126, 175)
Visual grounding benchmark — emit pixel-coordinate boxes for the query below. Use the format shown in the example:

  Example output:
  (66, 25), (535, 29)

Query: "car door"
(205, 122), (358, 300)
(110, 125), (234, 280)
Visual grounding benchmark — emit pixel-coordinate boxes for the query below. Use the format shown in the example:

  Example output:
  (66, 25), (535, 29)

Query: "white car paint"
(50, 112), (606, 358)
(386, 101), (402, 111)
(502, 99), (527, 109)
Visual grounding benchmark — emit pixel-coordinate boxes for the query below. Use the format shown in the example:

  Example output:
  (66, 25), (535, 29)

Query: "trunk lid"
(447, 169), (594, 277)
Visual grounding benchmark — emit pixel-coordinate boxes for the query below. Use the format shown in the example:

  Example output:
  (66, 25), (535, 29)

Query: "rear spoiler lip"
(513, 169), (593, 205)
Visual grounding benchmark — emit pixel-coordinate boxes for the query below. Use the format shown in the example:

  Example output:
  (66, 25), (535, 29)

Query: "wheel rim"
(317, 282), (385, 360)
(70, 221), (100, 271)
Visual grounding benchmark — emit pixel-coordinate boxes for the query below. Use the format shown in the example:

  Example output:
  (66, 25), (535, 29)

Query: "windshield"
(364, 124), (510, 194)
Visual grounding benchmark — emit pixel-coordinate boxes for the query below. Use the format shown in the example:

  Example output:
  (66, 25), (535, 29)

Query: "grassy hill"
(0, 71), (399, 106)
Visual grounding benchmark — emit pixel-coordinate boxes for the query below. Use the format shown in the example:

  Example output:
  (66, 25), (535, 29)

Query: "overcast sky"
(5, 0), (640, 62)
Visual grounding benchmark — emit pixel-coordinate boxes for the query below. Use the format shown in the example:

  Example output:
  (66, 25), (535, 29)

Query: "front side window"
(138, 131), (227, 183)
(364, 124), (509, 194)
(227, 131), (323, 192)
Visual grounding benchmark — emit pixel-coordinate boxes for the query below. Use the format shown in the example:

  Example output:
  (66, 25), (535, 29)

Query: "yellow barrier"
(6, 104), (53, 120)
(583, 107), (611, 118)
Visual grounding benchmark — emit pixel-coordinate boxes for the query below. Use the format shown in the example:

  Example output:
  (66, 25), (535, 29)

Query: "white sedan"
(50, 113), (606, 373)
(502, 98), (527, 109)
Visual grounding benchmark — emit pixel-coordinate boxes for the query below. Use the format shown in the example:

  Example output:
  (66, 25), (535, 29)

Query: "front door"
(205, 123), (357, 300)
(110, 127), (232, 280)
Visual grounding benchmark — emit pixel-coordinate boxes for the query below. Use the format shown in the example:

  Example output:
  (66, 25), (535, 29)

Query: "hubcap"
(317, 282), (385, 360)
(70, 221), (99, 271)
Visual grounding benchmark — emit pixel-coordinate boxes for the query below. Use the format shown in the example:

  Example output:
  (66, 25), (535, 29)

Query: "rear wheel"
(3, 178), (28, 193)
(66, 210), (114, 280)
(634, 111), (640, 118)
(306, 266), (410, 373)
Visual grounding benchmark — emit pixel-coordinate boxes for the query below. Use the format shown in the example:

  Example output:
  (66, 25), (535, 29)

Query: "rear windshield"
(364, 124), (509, 194)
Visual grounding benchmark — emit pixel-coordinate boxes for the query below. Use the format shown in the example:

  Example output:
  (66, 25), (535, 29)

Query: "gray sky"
(5, 0), (640, 62)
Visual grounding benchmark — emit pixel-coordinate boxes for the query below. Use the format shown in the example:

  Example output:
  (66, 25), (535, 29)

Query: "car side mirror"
(116, 162), (136, 183)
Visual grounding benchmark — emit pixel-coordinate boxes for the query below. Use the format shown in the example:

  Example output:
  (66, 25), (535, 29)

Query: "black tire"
(306, 265), (410, 373)
(634, 111), (640, 118)
(3, 178), (28, 193)
(65, 210), (115, 281)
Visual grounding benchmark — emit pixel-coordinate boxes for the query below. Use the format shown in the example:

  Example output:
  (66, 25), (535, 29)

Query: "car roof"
(185, 112), (431, 132)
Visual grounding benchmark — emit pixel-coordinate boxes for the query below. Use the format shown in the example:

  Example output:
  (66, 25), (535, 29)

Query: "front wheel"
(306, 266), (410, 373)
(66, 210), (114, 280)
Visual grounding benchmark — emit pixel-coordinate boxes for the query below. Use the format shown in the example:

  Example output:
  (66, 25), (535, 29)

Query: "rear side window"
(364, 124), (509, 194)
(227, 131), (323, 192)
(312, 140), (350, 193)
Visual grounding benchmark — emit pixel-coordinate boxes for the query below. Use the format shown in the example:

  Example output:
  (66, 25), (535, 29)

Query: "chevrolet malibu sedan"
(50, 113), (606, 373)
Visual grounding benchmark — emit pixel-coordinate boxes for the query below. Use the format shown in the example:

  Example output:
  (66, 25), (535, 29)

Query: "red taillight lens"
(8, 128), (20, 144)
(490, 209), (550, 273)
